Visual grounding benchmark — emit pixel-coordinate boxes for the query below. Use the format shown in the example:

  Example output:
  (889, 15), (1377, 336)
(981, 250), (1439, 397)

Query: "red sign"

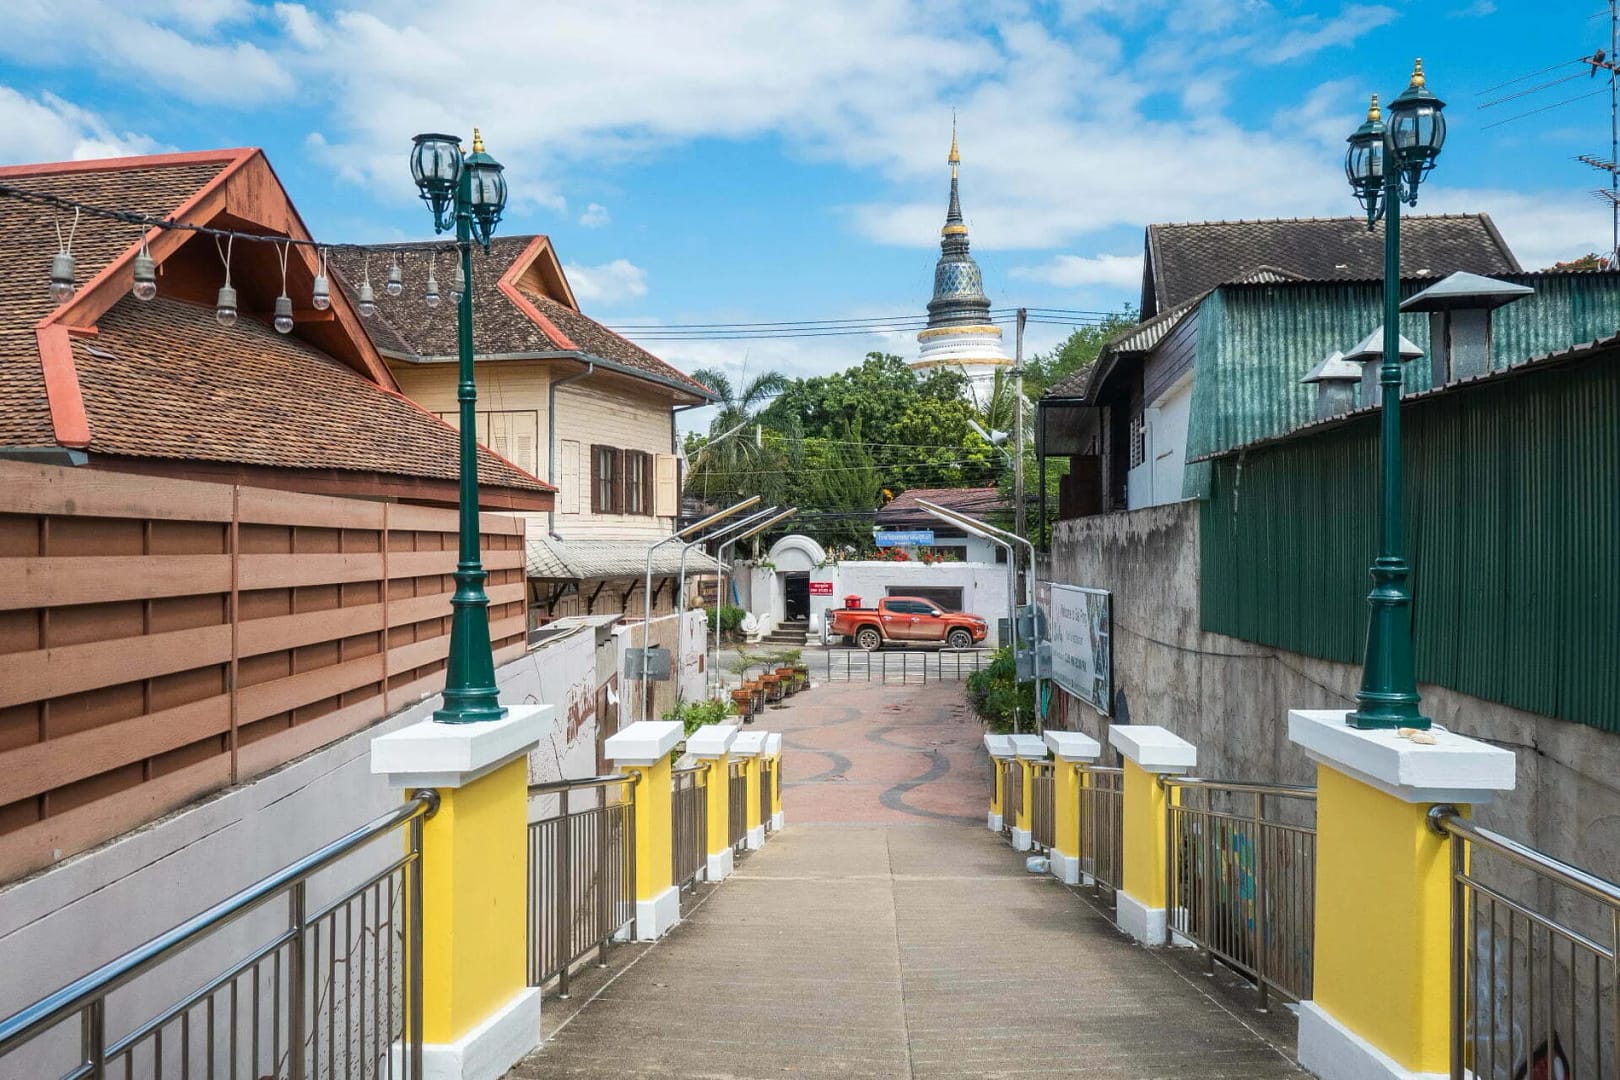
(808, 581), (834, 595)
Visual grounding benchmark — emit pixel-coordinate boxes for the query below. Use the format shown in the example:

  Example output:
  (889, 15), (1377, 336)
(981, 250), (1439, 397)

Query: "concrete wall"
(0, 637), (600, 1062)
(615, 609), (709, 721)
(809, 561), (1013, 647)
(1047, 500), (1620, 876)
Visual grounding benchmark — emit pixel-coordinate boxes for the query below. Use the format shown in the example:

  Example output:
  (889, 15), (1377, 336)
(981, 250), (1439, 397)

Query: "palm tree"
(687, 367), (790, 487)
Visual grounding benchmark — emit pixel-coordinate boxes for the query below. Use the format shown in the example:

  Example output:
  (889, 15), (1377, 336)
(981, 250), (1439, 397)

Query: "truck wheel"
(946, 628), (973, 650)
(856, 627), (882, 652)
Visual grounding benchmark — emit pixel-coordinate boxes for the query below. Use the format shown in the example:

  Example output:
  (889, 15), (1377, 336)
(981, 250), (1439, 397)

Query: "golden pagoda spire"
(948, 113), (960, 179)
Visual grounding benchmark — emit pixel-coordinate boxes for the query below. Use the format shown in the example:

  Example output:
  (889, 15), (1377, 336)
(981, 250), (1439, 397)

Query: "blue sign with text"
(875, 530), (935, 547)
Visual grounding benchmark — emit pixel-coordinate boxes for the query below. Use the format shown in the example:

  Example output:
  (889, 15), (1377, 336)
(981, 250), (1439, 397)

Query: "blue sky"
(0, 1), (1610, 428)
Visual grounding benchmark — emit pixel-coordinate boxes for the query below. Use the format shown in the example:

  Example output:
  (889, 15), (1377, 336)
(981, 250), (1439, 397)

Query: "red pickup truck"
(827, 596), (989, 652)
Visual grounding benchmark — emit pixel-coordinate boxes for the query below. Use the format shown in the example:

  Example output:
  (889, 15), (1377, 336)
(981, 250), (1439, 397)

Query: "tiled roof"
(0, 158), (229, 447)
(82, 296), (547, 491)
(1144, 215), (1520, 315)
(528, 535), (721, 580)
(877, 486), (1010, 523)
(332, 236), (713, 399)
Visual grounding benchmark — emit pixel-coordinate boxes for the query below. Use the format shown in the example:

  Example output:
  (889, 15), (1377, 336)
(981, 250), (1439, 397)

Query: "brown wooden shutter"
(589, 444), (604, 514)
(614, 449), (627, 514)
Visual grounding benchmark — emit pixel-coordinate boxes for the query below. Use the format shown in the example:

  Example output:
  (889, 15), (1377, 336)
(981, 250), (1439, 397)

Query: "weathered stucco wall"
(1048, 501), (1620, 875)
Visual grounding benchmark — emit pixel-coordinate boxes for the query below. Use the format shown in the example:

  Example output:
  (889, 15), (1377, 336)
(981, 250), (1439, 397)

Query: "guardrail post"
(370, 705), (549, 1080)
(686, 723), (740, 881)
(982, 734), (1016, 833)
(1106, 725), (1197, 946)
(1286, 709), (1514, 1080)
(763, 732), (785, 831)
(604, 720), (686, 941)
(730, 730), (768, 849)
(1007, 734), (1047, 851)
(1042, 731), (1101, 886)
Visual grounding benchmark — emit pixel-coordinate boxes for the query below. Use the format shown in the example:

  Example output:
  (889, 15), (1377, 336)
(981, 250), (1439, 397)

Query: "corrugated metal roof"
(527, 536), (722, 580)
(1183, 271), (1620, 465)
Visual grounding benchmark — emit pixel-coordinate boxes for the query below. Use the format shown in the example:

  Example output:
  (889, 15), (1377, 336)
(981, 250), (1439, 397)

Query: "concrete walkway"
(515, 679), (1308, 1079)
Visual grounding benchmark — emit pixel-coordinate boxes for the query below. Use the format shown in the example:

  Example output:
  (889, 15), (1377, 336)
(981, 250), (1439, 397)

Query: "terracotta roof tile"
(520, 289), (712, 398)
(877, 486), (1010, 522)
(0, 160), (227, 447)
(80, 296), (546, 491)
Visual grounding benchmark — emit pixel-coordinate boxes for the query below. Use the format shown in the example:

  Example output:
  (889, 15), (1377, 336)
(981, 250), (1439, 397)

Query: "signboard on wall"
(808, 581), (835, 595)
(875, 530), (934, 547)
(1036, 582), (1113, 717)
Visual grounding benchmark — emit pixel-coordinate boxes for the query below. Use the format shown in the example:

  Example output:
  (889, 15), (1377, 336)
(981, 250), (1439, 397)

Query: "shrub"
(965, 647), (1035, 734)
(664, 695), (739, 737)
(705, 605), (744, 635)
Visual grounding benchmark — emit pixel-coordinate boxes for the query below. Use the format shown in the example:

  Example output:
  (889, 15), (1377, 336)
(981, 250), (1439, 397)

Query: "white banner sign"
(1037, 582), (1112, 717)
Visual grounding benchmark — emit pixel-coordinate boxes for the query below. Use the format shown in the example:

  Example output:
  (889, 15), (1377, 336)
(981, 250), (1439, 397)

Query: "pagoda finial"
(1367, 93), (1381, 123)
(471, 127), (486, 153)
(1409, 58), (1425, 89)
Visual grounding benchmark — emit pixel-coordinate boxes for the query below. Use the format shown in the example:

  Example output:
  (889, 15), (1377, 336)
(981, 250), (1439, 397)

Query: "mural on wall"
(511, 626), (602, 786)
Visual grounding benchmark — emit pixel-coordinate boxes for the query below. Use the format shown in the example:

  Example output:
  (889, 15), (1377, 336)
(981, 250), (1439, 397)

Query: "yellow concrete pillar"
(1043, 730), (1101, 885)
(729, 729), (767, 850)
(604, 719), (686, 940)
(1008, 734), (1047, 852)
(763, 732), (784, 830)
(371, 704), (548, 1080)
(983, 733), (1015, 832)
(686, 723), (739, 881)
(1288, 709), (1514, 1080)
(1107, 724), (1197, 945)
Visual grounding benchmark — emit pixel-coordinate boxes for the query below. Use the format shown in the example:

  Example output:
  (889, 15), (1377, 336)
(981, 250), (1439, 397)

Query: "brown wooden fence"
(0, 459), (528, 883)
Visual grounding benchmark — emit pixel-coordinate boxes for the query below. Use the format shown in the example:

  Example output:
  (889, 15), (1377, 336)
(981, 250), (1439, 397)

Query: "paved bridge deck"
(515, 680), (1308, 1079)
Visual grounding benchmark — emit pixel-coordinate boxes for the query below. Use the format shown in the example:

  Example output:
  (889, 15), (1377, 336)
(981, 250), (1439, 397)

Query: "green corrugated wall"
(1200, 354), (1620, 733)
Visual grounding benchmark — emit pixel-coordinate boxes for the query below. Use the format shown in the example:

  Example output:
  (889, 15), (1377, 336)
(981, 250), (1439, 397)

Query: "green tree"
(686, 366), (790, 501)
(1022, 309), (1139, 399)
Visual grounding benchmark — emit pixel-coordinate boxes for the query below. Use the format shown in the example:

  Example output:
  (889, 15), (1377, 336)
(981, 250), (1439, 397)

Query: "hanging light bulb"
(450, 261), (466, 303)
(273, 294), (295, 334)
(131, 242), (157, 301)
(49, 251), (76, 304)
(424, 270), (441, 307)
(312, 247), (331, 310)
(385, 251), (404, 297)
(358, 280), (377, 318)
(216, 284), (238, 328)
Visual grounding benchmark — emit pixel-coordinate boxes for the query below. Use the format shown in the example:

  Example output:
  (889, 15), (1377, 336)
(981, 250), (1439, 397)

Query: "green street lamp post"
(410, 129), (510, 725)
(1342, 61), (1447, 730)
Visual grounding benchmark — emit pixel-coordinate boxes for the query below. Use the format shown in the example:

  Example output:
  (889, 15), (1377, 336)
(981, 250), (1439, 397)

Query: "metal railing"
(759, 757), (775, 835)
(0, 793), (434, 1080)
(820, 648), (992, 684)
(728, 760), (749, 852)
(1002, 759), (1023, 839)
(1434, 807), (1620, 1080)
(1029, 762), (1056, 852)
(526, 775), (637, 997)
(1079, 765), (1123, 898)
(671, 766), (707, 891)
(1164, 778), (1317, 1008)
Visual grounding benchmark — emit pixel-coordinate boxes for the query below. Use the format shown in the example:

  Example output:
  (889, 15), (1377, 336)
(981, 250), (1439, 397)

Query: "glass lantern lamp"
(1386, 58), (1446, 201)
(1345, 94), (1387, 227)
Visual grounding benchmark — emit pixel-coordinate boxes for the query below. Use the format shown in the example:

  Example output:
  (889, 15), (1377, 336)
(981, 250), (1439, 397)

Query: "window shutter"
(560, 440), (580, 514)
(654, 453), (677, 518)
(589, 444), (604, 514)
(614, 449), (627, 514)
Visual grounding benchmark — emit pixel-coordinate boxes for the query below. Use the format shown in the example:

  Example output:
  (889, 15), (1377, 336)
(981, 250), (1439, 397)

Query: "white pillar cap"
(685, 723), (738, 759)
(762, 732), (783, 756)
(983, 733), (1016, 759)
(730, 730), (767, 758)
(1288, 709), (1516, 804)
(604, 720), (684, 767)
(371, 705), (549, 789)
(1107, 724), (1196, 773)
(1009, 734), (1048, 760)
(1043, 730), (1101, 761)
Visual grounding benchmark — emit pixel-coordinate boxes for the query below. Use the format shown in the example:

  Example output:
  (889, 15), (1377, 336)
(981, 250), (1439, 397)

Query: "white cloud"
(1422, 186), (1608, 272)
(1454, 0), (1495, 15)
(565, 258), (649, 306)
(1260, 5), (1397, 64)
(578, 202), (611, 228)
(0, 87), (167, 163)
(0, 3), (292, 106)
(1012, 253), (1143, 290)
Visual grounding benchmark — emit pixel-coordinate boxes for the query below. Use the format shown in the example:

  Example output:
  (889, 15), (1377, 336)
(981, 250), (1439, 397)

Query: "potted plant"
(759, 671), (783, 702)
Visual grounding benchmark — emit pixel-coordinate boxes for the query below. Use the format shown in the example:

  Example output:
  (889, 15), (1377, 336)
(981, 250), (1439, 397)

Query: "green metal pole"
(434, 169), (507, 725)
(1348, 174), (1428, 730)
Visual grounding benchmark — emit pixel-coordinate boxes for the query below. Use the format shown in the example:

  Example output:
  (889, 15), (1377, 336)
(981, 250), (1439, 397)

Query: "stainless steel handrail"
(0, 790), (438, 1057)
(1432, 806), (1620, 909)
(1161, 776), (1317, 799)
(528, 773), (638, 796)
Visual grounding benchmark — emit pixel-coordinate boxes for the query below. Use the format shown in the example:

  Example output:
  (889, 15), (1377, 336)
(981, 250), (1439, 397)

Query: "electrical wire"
(1482, 87), (1608, 129)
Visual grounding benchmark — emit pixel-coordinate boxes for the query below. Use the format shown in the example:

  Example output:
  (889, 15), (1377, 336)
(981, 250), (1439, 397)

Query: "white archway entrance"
(766, 535), (826, 625)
